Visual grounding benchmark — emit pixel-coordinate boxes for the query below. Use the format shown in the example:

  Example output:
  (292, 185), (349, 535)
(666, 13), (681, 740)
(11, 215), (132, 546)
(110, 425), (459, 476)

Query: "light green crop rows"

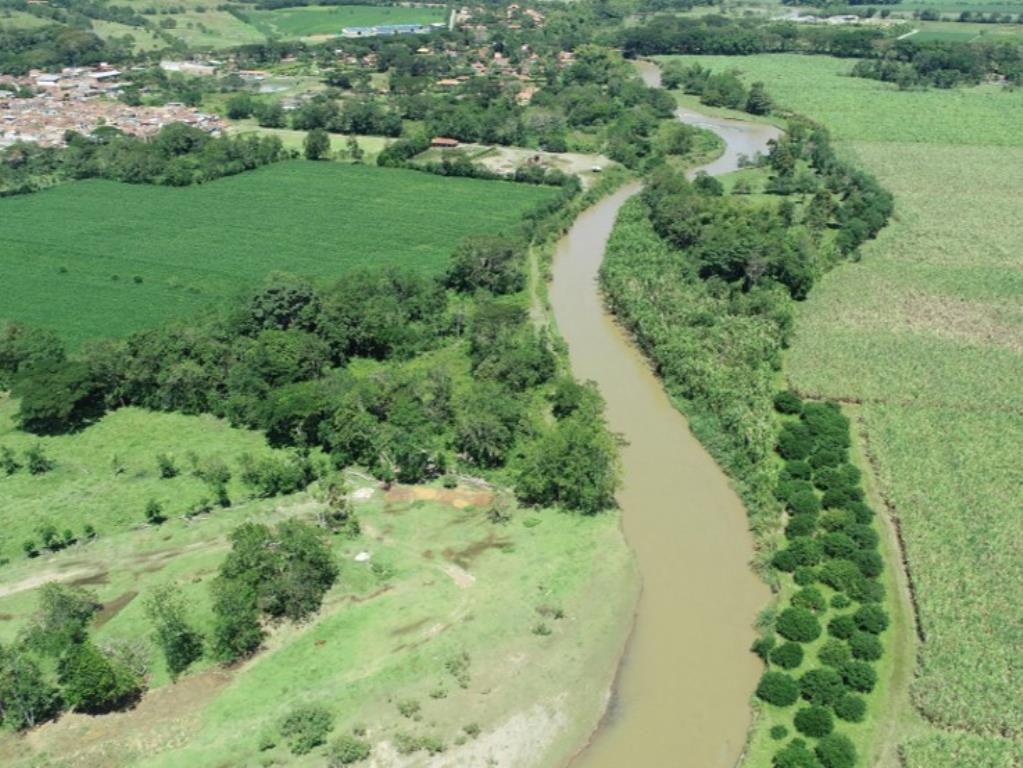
(0, 162), (554, 347)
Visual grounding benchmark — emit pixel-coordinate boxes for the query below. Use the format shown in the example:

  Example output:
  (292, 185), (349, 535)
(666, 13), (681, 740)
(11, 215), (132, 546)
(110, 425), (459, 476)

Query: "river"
(550, 61), (781, 768)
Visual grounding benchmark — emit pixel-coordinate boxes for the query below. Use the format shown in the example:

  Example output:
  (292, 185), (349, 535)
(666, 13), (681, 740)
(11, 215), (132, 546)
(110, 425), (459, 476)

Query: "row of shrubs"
(753, 393), (889, 768)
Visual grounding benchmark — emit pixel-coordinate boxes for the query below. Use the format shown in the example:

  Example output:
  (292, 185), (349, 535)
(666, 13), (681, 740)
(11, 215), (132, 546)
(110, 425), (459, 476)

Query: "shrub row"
(755, 392), (889, 768)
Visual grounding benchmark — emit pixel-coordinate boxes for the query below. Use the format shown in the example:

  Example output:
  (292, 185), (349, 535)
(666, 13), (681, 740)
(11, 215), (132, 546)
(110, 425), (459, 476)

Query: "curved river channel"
(552, 61), (782, 768)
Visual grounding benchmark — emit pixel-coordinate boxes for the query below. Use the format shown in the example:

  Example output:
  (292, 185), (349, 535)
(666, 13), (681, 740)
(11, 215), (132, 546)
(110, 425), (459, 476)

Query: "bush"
(772, 738), (818, 768)
(752, 634), (777, 661)
(794, 705), (834, 737)
(820, 509), (855, 532)
(799, 667), (845, 707)
(329, 734), (372, 765)
(791, 587), (825, 613)
(787, 490), (821, 517)
(849, 630), (883, 661)
(777, 422), (813, 460)
(830, 594), (851, 610)
(815, 733), (857, 768)
(775, 479), (815, 504)
(818, 638), (852, 668)
(144, 499), (166, 525)
(25, 444), (54, 474)
(822, 486), (862, 509)
(776, 607), (821, 643)
(847, 501), (875, 524)
(818, 559), (861, 594)
(774, 390), (803, 414)
(280, 704), (334, 755)
(810, 448), (844, 469)
(770, 641), (804, 670)
(846, 576), (884, 604)
(854, 604), (889, 634)
(834, 693), (867, 722)
(756, 671), (799, 707)
(828, 615), (856, 640)
(821, 532), (857, 560)
(840, 660), (877, 693)
(1, 446), (20, 475)
(769, 724), (789, 741)
(782, 460), (812, 481)
(847, 523), (879, 551)
(156, 453), (179, 479)
(793, 566), (817, 586)
(785, 515), (817, 539)
(852, 549), (883, 578)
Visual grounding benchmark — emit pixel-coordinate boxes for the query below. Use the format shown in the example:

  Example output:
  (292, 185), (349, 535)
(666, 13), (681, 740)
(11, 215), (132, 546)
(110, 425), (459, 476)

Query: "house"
(431, 137), (460, 148)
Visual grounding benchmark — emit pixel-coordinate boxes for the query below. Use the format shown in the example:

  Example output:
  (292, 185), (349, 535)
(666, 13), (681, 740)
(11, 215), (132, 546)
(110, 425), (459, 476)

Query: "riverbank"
(545, 61), (778, 767)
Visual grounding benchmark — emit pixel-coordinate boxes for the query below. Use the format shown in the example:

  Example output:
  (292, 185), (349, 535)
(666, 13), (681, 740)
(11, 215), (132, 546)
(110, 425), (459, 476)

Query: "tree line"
(1, 123), (287, 196)
(1, 235), (619, 514)
(621, 14), (1023, 86)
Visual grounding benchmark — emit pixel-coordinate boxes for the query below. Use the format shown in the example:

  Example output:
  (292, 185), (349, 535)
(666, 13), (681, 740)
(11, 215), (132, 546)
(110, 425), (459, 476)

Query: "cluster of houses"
(0, 66), (226, 149)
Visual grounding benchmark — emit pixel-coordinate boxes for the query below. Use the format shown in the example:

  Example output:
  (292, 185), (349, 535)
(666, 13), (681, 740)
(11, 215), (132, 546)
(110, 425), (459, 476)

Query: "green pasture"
(244, 5), (446, 39)
(657, 53), (1023, 766)
(0, 403), (637, 767)
(0, 162), (555, 347)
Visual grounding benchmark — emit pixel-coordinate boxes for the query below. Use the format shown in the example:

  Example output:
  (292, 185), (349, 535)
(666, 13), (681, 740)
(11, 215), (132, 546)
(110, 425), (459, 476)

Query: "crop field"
(0, 401), (636, 768)
(657, 53), (1023, 766)
(0, 161), (556, 347)
(244, 5), (446, 39)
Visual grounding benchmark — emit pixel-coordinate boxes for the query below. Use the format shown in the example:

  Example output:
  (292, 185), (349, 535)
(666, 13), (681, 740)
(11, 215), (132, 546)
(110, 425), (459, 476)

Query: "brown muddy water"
(552, 61), (781, 768)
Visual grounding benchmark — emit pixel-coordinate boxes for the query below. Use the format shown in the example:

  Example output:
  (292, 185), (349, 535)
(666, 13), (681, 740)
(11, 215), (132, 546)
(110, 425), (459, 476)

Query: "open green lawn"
(658, 53), (1023, 767)
(0, 403), (636, 768)
(244, 5), (445, 39)
(0, 162), (555, 347)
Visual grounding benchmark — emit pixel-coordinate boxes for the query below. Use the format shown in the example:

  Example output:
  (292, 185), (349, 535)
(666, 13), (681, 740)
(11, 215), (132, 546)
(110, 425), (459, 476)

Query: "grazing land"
(0, 402), (636, 767)
(660, 52), (1023, 766)
(0, 162), (556, 347)
(244, 5), (446, 39)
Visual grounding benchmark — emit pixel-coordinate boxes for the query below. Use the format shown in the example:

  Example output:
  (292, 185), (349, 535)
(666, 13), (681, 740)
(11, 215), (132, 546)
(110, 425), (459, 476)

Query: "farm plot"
(658, 53), (1023, 766)
(0, 161), (556, 346)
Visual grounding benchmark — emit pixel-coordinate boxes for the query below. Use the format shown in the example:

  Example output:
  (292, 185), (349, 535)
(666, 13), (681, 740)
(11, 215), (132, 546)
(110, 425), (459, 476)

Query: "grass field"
(0, 162), (556, 347)
(0, 402), (638, 767)
(911, 19), (1023, 43)
(657, 53), (1023, 766)
(244, 5), (445, 39)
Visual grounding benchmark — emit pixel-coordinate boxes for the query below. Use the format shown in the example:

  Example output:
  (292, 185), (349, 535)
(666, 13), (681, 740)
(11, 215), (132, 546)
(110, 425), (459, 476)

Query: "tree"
(848, 631), (883, 661)
(815, 733), (857, 768)
(445, 235), (526, 295)
(346, 136), (364, 164)
(772, 738), (818, 768)
(211, 577), (263, 662)
(755, 670), (799, 706)
(516, 413), (620, 515)
(794, 705), (834, 737)
(776, 607), (822, 643)
(799, 667), (845, 707)
(0, 644), (61, 730)
(24, 583), (99, 657)
(304, 128), (331, 161)
(834, 693), (867, 722)
(769, 641), (804, 670)
(839, 660), (877, 693)
(144, 584), (204, 680)
(226, 93), (254, 120)
(255, 101), (286, 129)
(853, 604), (889, 634)
(58, 640), (143, 713)
(746, 81), (773, 115)
(773, 390), (803, 414)
(14, 361), (105, 434)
